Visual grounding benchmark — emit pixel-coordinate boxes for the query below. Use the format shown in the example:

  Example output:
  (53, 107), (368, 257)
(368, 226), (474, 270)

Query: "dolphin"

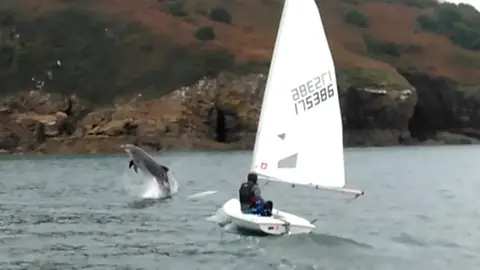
(121, 144), (172, 196)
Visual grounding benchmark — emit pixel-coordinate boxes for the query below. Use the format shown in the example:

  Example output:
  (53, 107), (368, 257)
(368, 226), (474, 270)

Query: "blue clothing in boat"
(243, 201), (272, 217)
(251, 201), (266, 216)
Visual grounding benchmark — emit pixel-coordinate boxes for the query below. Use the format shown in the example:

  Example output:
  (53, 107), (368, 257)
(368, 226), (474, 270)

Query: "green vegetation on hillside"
(387, 0), (437, 8)
(364, 35), (422, 57)
(345, 0), (437, 8)
(165, 1), (188, 17)
(338, 67), (413, 91)
(343, 10), (369, 28)
(194, 26), (216, 41)
(416, 3), (480, 51)
(0, 9), (236, 103)
(1, 0), (480, 105)
(208, 7), (232, 24)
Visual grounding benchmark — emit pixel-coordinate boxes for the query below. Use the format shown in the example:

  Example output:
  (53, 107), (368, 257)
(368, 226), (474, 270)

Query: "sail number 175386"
(291, 72), (334, 115)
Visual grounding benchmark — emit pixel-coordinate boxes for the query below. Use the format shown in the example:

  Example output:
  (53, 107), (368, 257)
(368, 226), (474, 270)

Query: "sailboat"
(220, 0), (364, 236)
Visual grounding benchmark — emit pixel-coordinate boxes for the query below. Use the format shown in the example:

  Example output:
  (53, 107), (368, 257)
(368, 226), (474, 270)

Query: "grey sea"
(0, 146), (479, 270)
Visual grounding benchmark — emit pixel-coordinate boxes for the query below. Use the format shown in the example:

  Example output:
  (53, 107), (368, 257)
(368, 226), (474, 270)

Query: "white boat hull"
(221, 198), (315, 235)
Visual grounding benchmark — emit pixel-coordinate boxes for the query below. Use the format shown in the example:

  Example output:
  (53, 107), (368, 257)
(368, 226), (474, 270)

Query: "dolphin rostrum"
(121, 144), (171, 196)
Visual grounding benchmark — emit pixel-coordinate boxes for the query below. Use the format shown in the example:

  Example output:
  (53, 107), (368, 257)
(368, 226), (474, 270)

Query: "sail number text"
(291, 71), (334, 115)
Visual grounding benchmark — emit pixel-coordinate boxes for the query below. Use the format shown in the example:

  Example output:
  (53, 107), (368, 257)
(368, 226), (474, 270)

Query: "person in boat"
(239, 172), (273, 216)
(239, 173), (263, 213)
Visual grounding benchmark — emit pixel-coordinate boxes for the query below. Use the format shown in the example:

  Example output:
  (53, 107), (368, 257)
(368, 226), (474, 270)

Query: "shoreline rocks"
(0, 70), (479, 155)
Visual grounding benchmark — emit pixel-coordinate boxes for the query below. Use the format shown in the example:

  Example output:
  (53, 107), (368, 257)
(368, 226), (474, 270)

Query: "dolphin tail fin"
(129, 160), (138, 173)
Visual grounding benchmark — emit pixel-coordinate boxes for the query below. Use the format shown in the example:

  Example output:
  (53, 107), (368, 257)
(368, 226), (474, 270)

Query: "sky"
(444, 0), (480, 11)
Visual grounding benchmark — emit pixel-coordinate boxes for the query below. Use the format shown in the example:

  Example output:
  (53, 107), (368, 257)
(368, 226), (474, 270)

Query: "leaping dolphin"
(121, 144), (172, 196)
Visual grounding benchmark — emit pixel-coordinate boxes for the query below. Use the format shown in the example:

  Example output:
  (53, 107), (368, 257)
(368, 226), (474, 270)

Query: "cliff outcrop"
(0, 0), (480, 153)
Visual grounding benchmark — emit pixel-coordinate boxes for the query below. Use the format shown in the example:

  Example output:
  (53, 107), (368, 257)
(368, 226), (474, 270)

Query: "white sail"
(251, 0), (359, 194)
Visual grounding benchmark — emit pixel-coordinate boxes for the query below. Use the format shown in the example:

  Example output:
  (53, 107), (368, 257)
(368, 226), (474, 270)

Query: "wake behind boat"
(121, 144), (178, 198)
(220, 0), (363, 236)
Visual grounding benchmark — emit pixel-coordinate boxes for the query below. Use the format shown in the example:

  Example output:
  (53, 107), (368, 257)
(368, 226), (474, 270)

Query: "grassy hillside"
(0, 0), (479, 103)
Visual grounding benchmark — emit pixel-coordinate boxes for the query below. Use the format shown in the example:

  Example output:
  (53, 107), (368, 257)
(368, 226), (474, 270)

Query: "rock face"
(339, 67), (417, 146)
(175, 71), (418, 148)
(0, 90), (90, 153)
(175, 73), (265, 149)
(0, 71), (415, 153)
(0, 75), (265, 153)
(403, 71), (480, 144)
(1, 67), (480, 154)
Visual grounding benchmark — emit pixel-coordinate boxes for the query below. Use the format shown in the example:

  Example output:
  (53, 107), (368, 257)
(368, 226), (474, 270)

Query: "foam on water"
(187, 190), (217, 200)
(206, 207), (231, 226)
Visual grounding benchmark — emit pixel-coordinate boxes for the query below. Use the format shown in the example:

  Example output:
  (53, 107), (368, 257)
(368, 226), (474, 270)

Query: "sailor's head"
(247, 172), (258, 184)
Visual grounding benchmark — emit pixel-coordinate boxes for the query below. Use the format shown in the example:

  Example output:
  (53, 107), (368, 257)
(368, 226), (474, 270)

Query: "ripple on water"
(391, 232), (427, 247)
(1, 149), (480, 269)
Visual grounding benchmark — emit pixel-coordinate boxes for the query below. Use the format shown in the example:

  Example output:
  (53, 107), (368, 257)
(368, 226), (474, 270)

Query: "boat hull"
(221, 198), (315, 235)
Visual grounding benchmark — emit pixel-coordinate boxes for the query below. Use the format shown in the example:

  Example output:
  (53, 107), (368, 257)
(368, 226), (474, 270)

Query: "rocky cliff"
(0, 0), (480, 153)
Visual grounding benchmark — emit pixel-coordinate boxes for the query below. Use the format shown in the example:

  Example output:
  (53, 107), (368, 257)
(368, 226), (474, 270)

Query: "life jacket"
(239, 181), (256, 206)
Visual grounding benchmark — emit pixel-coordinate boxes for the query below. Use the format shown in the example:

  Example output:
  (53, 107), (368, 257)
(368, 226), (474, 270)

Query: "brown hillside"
(1, 0), (480, 153)
(9, 0), (480, 93)
(4, 0), (480, 97)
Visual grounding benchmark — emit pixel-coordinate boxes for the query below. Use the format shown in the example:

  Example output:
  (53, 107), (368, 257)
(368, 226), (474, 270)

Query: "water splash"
(121, 170), (179, 199)
(168, 171), (179, 195)
(141, 177), (162, 199)
(207, 207), (231, 226)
